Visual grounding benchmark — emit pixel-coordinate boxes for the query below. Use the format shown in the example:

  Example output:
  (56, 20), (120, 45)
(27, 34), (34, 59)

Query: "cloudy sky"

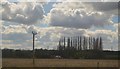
(0, 0), (119, 50)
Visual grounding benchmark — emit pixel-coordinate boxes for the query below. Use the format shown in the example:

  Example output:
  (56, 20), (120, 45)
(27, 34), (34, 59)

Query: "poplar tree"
(99, 37), (103, 50)
(63, 37), (66, 50)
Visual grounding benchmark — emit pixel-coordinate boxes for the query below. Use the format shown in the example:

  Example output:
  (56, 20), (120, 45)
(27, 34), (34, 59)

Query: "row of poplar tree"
(58, 36), (103, 51)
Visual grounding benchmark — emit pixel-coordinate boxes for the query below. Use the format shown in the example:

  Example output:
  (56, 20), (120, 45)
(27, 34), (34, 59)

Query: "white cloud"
(18, 0), (48, 2)
(0, 0), (8, 3)
(2, 2), (44, 25)
(2, 24), (28, 34)
(56, 0), (119, 2)
(2, 24), (118, 50)
(0, 0), (48, 3)
(102, 0), (120, 2)
(56, 0), (102, 2)
(45, 2), (112, 29)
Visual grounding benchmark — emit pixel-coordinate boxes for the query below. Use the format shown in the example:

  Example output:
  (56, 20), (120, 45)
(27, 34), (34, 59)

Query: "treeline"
(58, 36), (103, 51)
(2, 49), (119, 59)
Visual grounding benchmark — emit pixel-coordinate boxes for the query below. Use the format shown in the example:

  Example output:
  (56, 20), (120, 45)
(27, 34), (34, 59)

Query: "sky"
(0, 0), (120, 51)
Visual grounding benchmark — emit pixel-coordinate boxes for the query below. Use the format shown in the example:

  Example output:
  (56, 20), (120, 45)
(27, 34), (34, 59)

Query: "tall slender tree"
(77, 36), (80, 50)
(90, 37), (93, 49)
(63, 37), (66, 50)
(75, 36), (77, 50)
(58, 39), (62, 50)
(99, 37), (103, 50)
(86, 37), (88, 50)
(80, 36), (82, 50)
(96, 37), (99, 50)
(73, 37), (75, 49)
(89, 37), (91, 50)
(71, 37), (73, 48)
(93, 37), (96, 50)
(67, 37), (70, 48)
(83, 36), (86, 50)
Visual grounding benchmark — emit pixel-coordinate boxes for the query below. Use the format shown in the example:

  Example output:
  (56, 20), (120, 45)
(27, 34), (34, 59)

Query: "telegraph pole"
(32, 31), (37, 67)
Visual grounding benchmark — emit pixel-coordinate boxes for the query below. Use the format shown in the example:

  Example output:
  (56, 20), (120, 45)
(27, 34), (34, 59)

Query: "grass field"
(2, 59), (119, 67)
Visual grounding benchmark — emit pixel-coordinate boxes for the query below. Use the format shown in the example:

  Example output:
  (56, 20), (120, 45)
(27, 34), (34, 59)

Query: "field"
(2, 59), (119, 68)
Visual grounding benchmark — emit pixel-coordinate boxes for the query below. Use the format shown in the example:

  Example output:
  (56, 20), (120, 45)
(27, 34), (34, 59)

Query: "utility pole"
(32, 31), (37, 67)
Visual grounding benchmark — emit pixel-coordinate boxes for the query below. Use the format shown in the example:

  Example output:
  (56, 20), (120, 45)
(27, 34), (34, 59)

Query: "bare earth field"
(2, 59), (119, 67)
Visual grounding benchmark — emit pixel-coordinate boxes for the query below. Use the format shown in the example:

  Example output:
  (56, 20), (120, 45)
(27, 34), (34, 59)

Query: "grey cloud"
(84, 2), (118, 15)
(90, 2), (118, 11)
